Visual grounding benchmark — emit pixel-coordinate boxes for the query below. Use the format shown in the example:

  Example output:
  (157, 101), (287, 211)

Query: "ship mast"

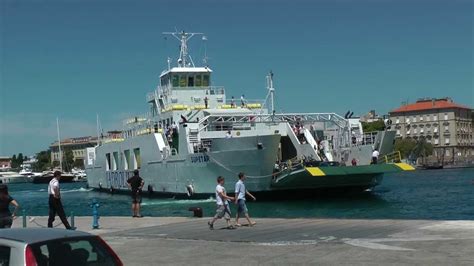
(56, 117), (62, 171)
(265, 71), (276, 115)
(162, 30), (203, 68)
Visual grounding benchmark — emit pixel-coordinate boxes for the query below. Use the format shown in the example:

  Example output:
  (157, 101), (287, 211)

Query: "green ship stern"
(271, 163), (415, 191)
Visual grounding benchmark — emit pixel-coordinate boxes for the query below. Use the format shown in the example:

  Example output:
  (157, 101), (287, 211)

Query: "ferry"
(85, 31), (414, 198)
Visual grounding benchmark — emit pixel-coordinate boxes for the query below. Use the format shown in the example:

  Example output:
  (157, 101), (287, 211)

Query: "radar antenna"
(162, 30), (203, 68)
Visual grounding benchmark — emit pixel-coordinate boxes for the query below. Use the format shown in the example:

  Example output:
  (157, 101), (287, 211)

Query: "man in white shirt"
(371, 149), (380, 165)
(47, 171), (72, 229)
(208, 176), (234, 230)
(234, 172), (256, 227)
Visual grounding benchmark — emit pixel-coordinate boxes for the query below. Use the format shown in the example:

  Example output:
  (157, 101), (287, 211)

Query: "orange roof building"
(389, 98), (473, 162)
(390, 98), (471, 114)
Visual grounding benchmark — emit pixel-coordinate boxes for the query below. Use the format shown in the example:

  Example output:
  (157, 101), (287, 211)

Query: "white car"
(0, 228), (122, 266)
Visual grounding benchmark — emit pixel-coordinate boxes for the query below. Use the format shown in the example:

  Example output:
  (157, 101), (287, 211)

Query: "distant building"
(50, 136), (99, 166)
(0, 157), (12, 169)
(360, 110), (384, 123)
(389, 97), (473, 161)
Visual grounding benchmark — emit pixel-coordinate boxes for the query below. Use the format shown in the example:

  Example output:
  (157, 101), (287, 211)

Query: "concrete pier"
(12, 216), (474, 265)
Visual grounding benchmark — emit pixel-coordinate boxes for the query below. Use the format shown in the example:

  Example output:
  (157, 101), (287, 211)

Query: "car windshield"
(30, 236), (119, 266)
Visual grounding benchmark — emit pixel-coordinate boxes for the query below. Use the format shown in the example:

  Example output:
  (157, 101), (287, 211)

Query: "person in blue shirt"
(234, 172), (256, 227)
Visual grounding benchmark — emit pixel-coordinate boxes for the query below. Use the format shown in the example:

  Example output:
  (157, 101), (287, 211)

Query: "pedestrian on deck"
(0, 184), (19, 229)
(240, 94), (246, 107)
(225, 130), (232, 139)
(351, 158), (358, 166)
(208, 176), (234, 230)
(204, 96), (209, 109)
(48, 171), (73, 229)
(230, 96), (235, 108)
(371, 149), (379, 164)
(127, 170), (145, 218)
(234, 172), (257, 227)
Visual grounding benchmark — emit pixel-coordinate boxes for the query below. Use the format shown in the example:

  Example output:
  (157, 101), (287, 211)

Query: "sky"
(0, 0), (473, 156)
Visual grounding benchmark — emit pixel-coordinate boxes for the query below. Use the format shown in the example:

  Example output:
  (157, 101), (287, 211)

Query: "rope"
(207, 153), (304, 179)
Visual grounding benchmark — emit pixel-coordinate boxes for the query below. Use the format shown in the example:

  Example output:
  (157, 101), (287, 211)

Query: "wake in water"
(61, 187), (94, 193)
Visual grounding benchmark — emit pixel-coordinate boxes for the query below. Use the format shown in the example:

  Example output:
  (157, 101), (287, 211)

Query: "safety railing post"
(22, 209), (26, 228)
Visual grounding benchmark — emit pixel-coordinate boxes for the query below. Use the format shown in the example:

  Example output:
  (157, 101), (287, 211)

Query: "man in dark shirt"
(127, 170), (144, 218)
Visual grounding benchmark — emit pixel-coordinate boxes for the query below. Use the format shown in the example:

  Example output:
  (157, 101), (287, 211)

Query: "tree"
(11, 153), (25, 169)
(394, 138), (417, 159)
(17, 153), (24, 166)
(412, 138), (434, 164)
(33, 150), (52, 172)
(63, 149), (74, 172)
(362, 120), (385, 132)
(11, 155), (17, 168)
(73, 159), (85, 169)
(394, 138), (433, 162)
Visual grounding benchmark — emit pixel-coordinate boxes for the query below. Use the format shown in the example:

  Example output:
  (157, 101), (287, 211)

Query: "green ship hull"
(271, 163), (415, 190)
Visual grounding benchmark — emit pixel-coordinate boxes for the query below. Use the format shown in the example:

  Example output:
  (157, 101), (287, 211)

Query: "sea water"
(7, 168), (474, 220)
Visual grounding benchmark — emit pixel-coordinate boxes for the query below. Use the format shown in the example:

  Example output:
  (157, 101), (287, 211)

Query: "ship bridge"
(147, 31), (228, 117)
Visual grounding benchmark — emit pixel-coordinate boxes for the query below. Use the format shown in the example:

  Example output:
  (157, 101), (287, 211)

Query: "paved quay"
(12, 216), (474, 265)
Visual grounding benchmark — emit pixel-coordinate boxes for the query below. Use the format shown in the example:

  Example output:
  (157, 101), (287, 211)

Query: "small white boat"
(0, 171), (32, 184)
(72, 168), (87, 182)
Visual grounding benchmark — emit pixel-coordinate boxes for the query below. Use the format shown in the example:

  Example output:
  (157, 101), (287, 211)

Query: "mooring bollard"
(70, 211), (75, 229)
(22, 209), (26, 228)
(91, 199), (100, 229)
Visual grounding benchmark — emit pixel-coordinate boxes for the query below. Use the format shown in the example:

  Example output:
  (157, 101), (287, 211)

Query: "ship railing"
(220, 99), (265, 110)
(378, 151), (402, 164)
(277, 156), (305, 171)
(122, 112), (152, 126)
(151, 86), (226, 95)
(360, 131), (378, 146)
(253, 113), (349, 130)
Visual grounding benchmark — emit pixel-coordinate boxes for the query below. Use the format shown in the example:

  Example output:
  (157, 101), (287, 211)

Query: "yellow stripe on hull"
(394, 163), (416, 171)
(306, 167), (326, 176)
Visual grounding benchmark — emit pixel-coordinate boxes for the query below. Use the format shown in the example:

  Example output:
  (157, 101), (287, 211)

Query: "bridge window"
(105, 153), (111, 171)
(172, 75), (179, 87)
(133, 148), (141, 169)
(112, 152), (119, 171)
(179, 75), (187, 87)
(203, 74), (210, 86)
(195, 75), (202, 86)
(124, 150), (130, 170)
(188, 76), (194, 86)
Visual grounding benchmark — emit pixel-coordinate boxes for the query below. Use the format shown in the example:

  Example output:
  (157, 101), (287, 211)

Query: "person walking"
(48, 171), (72, 229)
(208, 176), (234, 230)
(234, 172), (256, 227)
(127, 169), (144, 218)
(0, 184), (19, 229)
